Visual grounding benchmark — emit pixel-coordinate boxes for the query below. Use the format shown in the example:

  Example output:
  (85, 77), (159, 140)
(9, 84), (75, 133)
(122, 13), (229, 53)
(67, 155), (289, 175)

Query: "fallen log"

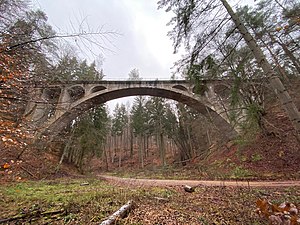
(0, 214), (27, 224)
(99, 200), (134, 225)
(0, 209), (65, 224)
(183, 183), (204, 193)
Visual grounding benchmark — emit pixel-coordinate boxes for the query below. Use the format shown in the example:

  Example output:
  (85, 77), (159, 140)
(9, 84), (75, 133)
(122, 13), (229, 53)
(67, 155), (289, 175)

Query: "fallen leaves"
(256, 198), (300, 225)
(1, 160), (24, 181)
(2, 163), (10, 169)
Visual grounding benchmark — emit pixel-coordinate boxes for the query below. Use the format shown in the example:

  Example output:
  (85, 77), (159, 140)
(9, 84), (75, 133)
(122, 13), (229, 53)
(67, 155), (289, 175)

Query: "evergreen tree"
(60, 105), (109, 172)
(111, 103), (128, 167)
(130, 96), (148, 167)
(146, 97), (168, 166)
(52, 55), (104, 81)
(128, 68), (141, 81)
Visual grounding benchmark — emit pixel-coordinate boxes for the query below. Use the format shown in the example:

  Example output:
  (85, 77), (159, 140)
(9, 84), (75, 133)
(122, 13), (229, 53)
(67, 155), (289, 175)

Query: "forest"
(0, 0), (300, 224)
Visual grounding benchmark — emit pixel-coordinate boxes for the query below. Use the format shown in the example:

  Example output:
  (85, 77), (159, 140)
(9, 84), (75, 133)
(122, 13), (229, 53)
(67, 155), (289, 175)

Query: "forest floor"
(1, 177), (300, 225)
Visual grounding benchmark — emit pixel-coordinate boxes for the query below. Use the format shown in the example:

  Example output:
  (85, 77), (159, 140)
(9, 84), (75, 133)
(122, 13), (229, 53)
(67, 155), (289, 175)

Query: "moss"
(230, 166), (254, 179)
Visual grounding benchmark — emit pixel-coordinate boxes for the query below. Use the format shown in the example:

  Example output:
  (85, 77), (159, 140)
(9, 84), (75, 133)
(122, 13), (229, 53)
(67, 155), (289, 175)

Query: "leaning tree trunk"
(220, 0), (300, 140)
(277, 39), (300, 74)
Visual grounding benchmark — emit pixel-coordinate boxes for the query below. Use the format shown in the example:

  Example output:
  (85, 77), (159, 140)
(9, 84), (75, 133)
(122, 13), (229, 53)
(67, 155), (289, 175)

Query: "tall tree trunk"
(130, 126), (133, 158)
(56, 135), (72, 172)
(145, 135), (149, 157)
(138, 134), (144, 168)
(112, 136), (117, 163)
(186, 124), (194, 157)
(277, 38), (300, 74)
(267, 30), (300, 74)
(58, 127), (77, 168)
(221, 0), (300, 140)
(160, 132), (166, 166)
(78, 148), (84, 173)
(258, 34), (290, 82)
(170, 139), (176, 157)
(126, 126), (129, 155)
(103, 146), (109, 171)
(118, 135), (122, 168)
(107, 135), (112, 164)
(144, 136), (147, 158)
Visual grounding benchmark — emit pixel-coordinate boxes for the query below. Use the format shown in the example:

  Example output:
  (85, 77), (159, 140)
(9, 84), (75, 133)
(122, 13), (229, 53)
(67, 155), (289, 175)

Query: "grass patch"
(0, 178), (181, 224)
(3, 179), (114, 205)
(106, 165), (200, 180)
(230, 166), (254, 179)
(1, 178), (135, 223)
(251, 153), (263, 162)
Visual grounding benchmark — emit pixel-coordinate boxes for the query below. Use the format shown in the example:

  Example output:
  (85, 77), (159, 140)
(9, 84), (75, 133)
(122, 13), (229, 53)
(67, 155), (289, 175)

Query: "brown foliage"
(0, 41), (30, 150)
(256, 198), (300, 225)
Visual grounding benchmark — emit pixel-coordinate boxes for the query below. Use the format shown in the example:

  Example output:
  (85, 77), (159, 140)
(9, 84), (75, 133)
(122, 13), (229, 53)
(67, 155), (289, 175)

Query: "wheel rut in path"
(99, 175), (300, 187)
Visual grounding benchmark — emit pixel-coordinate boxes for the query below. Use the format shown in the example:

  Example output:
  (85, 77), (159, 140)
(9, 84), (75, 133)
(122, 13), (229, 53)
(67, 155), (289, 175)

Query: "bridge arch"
(40, 85), (237, 140)
(90, 86), (107, 93)
(172, 85), (188, 92)
(67, 86), (85, 102)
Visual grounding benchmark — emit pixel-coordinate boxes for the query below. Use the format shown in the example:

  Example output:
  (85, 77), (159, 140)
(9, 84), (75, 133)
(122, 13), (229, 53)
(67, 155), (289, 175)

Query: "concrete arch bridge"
(24, 79), (240, 140)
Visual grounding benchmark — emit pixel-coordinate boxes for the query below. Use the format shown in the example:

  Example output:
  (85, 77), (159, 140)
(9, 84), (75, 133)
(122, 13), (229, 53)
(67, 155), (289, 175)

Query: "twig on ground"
(20, 166), (37, 178)
(0, 209), (65, 224)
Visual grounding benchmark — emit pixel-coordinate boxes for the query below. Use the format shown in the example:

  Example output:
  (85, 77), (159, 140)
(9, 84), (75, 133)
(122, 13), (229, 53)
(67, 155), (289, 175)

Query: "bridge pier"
(24, 88), (54, 126)
(50, 87), (71, 121)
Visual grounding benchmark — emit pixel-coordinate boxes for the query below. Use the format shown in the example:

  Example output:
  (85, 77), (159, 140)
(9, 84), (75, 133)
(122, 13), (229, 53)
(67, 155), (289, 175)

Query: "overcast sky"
(33, 0), (180, 80)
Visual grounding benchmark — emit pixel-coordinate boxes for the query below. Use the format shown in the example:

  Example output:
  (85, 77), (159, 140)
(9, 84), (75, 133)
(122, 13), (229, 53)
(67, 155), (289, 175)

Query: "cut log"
(184, 185), (195, 193)
(99, 200), (134, 225)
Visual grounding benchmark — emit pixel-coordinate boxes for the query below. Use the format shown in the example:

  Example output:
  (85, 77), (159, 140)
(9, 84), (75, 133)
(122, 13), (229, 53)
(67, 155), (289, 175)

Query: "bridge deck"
(28, 79), (230, 88)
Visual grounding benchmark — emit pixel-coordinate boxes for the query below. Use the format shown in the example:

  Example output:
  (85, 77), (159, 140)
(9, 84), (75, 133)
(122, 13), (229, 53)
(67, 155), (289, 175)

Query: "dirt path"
(99, 175), (300, 187)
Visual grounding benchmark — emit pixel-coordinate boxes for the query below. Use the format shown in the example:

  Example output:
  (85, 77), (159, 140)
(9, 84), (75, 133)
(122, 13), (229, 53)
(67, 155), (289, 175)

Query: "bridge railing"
(103, 77), (184, 81)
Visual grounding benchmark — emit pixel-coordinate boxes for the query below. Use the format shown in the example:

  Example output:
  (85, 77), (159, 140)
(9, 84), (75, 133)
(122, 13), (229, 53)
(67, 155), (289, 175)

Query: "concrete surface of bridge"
(24, 79), (240, 139)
